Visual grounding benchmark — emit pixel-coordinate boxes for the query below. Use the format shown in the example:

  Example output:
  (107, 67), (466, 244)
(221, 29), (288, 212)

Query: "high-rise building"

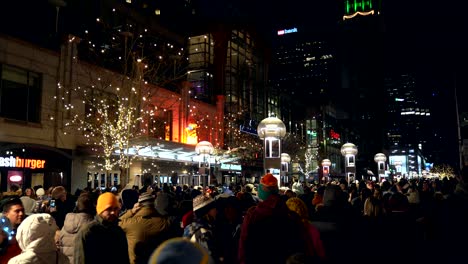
(384, 73), (432, 175)
(338, 0), (386, 170)
(185, 25), (271, 182)
(269, 26), (354, 178)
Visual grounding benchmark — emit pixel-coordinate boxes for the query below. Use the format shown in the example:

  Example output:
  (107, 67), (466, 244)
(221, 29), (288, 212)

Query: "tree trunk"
(120, 166), (129, 189)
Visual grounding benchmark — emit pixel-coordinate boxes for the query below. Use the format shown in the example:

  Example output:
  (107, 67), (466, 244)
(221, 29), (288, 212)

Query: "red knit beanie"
(260, 173), (277, 187)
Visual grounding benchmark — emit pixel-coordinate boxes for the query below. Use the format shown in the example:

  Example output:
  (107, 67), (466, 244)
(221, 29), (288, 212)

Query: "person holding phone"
(50, 186), (76, 229)
(49, 199), (56, 210)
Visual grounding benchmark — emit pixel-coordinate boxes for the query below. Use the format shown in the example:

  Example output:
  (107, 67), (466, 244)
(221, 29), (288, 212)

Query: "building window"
(149, 110), (172, 140)
(0, 64), (42, 123)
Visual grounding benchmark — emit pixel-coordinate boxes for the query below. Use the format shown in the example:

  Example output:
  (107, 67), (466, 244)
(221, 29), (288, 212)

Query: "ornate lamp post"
(321, 159), (332, 183)
(341, 143), (358, 184)
(281, 153), (291, 186)
(393, 159), (403, 179)
(374, 153), (387, 182)
(257, 117), (286, 188)
(195, 141), (214, 187)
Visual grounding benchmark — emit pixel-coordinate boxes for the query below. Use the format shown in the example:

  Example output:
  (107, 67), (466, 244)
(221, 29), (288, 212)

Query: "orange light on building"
(185, 123), (198, 144)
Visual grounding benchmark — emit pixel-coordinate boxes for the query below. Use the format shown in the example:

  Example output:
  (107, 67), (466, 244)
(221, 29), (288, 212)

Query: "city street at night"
(1, 1), (468, 263)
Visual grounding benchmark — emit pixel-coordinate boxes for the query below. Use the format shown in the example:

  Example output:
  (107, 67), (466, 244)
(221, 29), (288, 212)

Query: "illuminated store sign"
(0, 156), (46, 169)
(221, 164), (242, 171)
(240, 125), (257, 135)
(330, 129), (341, 140)
(277, 28), (298, 35)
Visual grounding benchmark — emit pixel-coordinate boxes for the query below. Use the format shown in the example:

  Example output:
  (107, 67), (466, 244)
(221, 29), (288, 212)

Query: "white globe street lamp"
(258, 117), (286, 187)
(374, 153), (387, 182)
(195, 141), (214, 187)
(341, 143), (358, 184)
(392, 160), (403, 179)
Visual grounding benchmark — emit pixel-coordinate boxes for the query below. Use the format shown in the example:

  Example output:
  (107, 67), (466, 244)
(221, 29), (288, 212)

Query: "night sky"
(243, 0), (468, 167)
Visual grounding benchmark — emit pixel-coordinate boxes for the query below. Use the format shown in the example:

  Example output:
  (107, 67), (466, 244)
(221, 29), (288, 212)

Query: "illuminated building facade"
(0, 35), (226, 191)
(0, 0), (235, 191)
(0, 0), (271, 189)
(185, 26), (271, 182)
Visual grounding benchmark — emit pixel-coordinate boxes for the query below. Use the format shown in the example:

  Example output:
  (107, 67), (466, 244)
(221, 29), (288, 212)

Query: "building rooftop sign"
(343, 0), (379, 20)
(277, 28), (298, 36)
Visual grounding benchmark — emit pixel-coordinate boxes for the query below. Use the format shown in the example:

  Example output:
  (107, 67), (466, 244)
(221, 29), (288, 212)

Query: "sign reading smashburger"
(0, 156), (46, 169)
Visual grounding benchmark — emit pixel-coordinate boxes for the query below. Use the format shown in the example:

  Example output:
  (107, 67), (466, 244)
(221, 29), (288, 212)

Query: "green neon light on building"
(344, 0), (376, 15)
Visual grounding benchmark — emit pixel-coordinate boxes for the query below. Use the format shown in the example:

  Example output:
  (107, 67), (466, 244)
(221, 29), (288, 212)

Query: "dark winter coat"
(74, 215), (129, 264)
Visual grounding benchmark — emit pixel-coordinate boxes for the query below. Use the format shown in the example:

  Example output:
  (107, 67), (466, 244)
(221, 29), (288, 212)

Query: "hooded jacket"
(8, 213), (68, 264)
(59, 212), (94, 264)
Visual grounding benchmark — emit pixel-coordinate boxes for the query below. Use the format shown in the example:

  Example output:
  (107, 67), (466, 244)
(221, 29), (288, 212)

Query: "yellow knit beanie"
(96, 192), (120, 215)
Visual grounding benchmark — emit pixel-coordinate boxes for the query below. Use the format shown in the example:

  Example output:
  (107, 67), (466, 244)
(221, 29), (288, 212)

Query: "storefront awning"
(114, 137), (240, 165)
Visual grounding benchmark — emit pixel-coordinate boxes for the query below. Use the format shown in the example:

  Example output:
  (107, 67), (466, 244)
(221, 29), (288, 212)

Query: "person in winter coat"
(183, 193), (220, 262)
(119, 189), (139, 217)
(238, 173), (311, 264)
(59, 192), (96, 264)
(119, 193), (173, 264)
(8, 213), (68, 264)
(286, 197), (326, 261)
(0, 197), (25, 264)
(74, 192), (129, 264)
(50, 186), (76, 229)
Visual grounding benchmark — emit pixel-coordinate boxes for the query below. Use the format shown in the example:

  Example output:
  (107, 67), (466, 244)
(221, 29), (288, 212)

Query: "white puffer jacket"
(8, 213), (69, 264)
(59, 212), (94, 264)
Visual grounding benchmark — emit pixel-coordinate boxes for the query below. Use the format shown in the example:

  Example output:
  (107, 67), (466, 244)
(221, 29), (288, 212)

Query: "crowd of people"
(1, 167), (468, 264)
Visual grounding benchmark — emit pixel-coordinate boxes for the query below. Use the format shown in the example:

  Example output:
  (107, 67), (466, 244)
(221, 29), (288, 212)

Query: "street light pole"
(257, 117), (286, 188)
(281, 153), (291, 186)
(374, 153), (387, 182)
(195, 141), (214, 188)
(321, 159), (331, 183)
(341, 143), (358, 184)
(393, 160), (403, 180)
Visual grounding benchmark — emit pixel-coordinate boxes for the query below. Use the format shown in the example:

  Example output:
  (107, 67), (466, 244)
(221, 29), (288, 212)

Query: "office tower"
(384, 73), (432, 176)
(338, 0), (385, 169)
(269, 26), (352, 176)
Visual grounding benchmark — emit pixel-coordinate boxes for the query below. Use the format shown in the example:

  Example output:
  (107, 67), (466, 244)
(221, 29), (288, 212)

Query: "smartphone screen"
(50, 199), (56, 208)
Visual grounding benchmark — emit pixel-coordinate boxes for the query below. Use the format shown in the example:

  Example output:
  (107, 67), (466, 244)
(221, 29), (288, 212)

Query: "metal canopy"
(114, 137), (240, 165)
